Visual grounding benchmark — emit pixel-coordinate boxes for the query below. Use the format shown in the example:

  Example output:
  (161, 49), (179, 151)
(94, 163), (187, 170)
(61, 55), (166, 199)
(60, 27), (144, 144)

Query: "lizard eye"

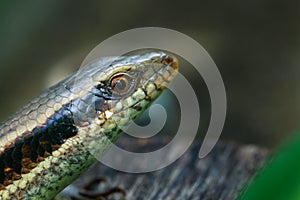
(109, 73), (137, 97)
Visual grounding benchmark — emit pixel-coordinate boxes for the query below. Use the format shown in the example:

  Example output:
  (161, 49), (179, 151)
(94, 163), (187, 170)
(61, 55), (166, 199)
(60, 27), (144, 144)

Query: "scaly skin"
(0, 52), (178, 199)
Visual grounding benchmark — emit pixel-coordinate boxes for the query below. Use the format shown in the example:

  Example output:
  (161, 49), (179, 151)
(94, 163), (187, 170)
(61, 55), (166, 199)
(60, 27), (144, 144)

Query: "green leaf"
(238, 133), (300, 200)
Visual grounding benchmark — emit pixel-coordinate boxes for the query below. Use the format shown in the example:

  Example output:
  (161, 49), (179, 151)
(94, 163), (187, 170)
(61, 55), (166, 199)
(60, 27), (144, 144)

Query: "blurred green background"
(0, 1), (299, 148)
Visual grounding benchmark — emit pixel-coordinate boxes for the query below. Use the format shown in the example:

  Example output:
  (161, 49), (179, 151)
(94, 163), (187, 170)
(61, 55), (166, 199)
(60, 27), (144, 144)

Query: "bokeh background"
(0, 1), (299, 148)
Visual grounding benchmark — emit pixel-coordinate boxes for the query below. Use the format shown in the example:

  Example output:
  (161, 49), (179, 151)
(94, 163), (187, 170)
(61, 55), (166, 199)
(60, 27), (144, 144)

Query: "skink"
(0, 51), (178, 199)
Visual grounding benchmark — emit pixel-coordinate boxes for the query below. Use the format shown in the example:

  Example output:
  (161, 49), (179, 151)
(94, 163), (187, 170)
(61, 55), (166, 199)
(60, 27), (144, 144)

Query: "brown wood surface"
(58, 137), (268, 200)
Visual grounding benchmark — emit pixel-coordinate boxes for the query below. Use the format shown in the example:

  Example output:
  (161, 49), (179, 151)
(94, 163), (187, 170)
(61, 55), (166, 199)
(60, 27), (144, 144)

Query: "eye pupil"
(108, 71), (139, 97)
(115, 79), (127, 91)
(109, 73), (136, 96)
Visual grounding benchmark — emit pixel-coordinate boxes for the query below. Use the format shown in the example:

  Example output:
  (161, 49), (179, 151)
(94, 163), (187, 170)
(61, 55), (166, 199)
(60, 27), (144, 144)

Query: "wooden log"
(58, 137), (268, 200)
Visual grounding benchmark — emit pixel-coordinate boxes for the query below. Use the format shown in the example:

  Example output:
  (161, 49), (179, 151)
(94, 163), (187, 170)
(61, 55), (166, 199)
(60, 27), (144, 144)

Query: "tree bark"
(59, 137), (268, 200)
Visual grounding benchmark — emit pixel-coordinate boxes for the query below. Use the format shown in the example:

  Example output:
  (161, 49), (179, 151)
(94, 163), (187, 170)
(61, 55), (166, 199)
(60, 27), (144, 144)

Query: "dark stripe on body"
(0, 103), (77, 188)
(0, 84), (110, 189)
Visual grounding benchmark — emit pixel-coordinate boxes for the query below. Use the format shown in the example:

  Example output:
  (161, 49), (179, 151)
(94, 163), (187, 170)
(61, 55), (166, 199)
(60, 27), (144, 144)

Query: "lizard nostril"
(161, 55), (178, 70)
